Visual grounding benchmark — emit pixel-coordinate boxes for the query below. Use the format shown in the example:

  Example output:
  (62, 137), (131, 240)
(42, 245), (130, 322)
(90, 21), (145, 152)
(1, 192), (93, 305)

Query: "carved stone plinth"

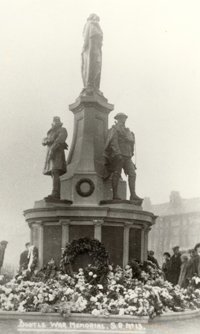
(100, 199), (143, 206)
(24, 200), (155, 269)
(60, 94), (126, 204)
(44, 198), (73, 205)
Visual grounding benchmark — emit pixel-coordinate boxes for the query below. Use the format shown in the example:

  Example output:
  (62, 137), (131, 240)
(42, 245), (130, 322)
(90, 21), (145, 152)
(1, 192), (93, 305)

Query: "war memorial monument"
(1, 14), (200, 334)
(24, 14), (156, 270)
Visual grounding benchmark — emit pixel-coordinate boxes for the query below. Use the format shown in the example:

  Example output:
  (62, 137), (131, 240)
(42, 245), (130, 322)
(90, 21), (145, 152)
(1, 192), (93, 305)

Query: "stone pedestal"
(24, 200), (155, 269)
(60, 94), (126, 204)
(24, 93), (156, 269)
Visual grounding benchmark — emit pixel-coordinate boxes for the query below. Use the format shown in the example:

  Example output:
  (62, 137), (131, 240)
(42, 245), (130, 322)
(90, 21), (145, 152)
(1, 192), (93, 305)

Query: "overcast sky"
(1, 0), (200, 265)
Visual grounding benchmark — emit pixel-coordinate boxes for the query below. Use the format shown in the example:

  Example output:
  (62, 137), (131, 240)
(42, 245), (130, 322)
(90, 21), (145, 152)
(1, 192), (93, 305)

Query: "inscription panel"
(102, 226), (123, 267)
(129, 228), (141, 262)
(69, 225), (94, 242)
(43, 225), (62, 266)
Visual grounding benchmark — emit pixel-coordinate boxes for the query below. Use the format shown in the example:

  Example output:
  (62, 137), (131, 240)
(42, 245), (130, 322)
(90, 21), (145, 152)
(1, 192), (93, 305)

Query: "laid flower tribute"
(0, 238), (200, 319)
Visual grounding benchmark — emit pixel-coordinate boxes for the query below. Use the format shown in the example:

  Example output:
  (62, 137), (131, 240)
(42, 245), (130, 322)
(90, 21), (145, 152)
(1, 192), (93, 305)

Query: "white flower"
(97, 284), (103, 290)
(49, 294), (54, 301)
(92, 309), (101, 316)
(38, 293), (43, 301)
(89, 272), (93, 276)
(4, 288), (12, 295)
(194, 277), (200, 285)
(65, 287), (74, 295)
(90, 296), (98, 302)
(18, 304), (26, 312)
(128, 305), (137, 312)
(119, 308), (125, 316)
(143, 290), (150, 298)
(194, 289), (200, 296)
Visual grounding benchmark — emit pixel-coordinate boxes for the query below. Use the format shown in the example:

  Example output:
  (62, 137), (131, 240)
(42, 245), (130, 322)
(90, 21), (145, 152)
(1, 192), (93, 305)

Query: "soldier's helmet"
(114, 113), (128, 120)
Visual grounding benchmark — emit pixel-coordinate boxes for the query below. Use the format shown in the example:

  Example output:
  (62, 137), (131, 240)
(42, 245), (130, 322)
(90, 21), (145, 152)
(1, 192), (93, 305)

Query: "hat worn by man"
(53, 116), (62, 123)
(0, 241), (8, 246)
(114, 113), (128, 120)
(172, 246), (179, 251)
(149, 250), (154, 256)
(163, 252), (171, 258)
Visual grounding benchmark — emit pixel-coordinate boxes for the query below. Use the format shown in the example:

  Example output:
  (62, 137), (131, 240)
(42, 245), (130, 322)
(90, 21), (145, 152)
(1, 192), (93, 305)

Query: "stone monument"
(24, 14), (156, 269)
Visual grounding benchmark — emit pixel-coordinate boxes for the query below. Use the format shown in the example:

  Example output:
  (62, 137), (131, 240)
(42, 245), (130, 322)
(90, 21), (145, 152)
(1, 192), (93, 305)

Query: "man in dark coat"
(43, 116), (68, 200)
(185, 243), (200, 282)
(169, 246), (181, 285)
(148, 250), (159, 268)
(19, 242), (30, 271)
(104, 113), (141, 202)
(178, 253), (190, 288)
(162, 252), (171, 281)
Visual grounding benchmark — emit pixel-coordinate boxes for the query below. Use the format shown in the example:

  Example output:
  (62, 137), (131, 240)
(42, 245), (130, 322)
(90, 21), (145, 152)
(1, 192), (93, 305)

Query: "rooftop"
(143, 192), (200, 216)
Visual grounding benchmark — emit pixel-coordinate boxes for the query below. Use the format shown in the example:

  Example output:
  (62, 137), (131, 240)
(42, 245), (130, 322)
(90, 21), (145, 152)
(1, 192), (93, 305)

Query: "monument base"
(24, 200), (155, 269)
(44, 198), (73, 205)
(99, 199), (143, 206)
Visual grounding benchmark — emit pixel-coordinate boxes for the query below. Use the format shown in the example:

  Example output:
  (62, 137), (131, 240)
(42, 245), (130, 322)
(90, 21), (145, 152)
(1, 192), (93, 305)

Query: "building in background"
(143, 191), (200, 265)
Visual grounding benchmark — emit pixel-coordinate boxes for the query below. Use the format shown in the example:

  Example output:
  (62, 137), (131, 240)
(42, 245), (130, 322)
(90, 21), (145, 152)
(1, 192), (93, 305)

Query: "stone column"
(30, 226), (33, 245)
(143, 227), (150, 261)
(37, 222), (44, 269)
(93, 219), (103, 241)
(141, 229), (145, 263)
(123, 223), (131, 267)
(60, 220), (70, 251)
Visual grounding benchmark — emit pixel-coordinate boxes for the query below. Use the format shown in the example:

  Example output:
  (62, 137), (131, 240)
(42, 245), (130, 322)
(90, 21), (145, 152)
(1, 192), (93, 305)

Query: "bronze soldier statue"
(42, 116), (68, 200)
(104, 113), (142, 202)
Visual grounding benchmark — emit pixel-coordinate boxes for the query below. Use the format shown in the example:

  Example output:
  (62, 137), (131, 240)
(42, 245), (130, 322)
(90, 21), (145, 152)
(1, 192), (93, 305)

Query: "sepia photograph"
(0, 0), (200, 333)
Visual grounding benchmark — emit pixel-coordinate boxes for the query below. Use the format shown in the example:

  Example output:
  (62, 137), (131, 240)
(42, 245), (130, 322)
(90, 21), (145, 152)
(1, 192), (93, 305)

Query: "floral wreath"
(75, 178), (95, 197)
(60, 237), (109, 274)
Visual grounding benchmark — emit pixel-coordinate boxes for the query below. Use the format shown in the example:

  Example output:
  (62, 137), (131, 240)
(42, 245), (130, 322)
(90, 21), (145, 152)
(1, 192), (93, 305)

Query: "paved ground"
(0, 317), (200, 334)
(147, 317), (200, 334)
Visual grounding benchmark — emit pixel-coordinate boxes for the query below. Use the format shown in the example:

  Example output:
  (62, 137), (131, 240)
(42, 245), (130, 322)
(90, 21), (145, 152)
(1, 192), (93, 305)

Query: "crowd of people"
(148, 243), (200, 288)
(1, 239), (200, 287)
(0, 241), (39, 276)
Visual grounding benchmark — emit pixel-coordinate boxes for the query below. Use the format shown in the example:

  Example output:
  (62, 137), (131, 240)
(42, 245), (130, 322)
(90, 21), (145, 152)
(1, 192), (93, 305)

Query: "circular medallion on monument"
(76, 178), (95, 197)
